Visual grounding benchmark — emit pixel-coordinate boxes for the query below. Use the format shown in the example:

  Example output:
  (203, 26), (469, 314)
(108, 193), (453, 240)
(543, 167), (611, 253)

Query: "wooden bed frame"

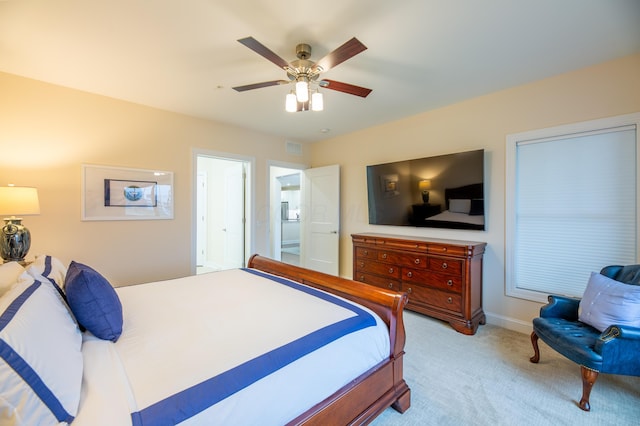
(247, 255), (411, 425)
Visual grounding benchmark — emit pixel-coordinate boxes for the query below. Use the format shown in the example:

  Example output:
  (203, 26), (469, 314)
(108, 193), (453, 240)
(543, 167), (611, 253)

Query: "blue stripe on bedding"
(41, 255), (65, 297)
(43, 255), (53, 276)
(130, 268), (377, 426)
(0, 280), (75, 423)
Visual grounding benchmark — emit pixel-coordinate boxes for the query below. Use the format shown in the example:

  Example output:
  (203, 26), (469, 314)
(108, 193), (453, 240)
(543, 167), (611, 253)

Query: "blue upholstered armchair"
(530, 265), (640, 411)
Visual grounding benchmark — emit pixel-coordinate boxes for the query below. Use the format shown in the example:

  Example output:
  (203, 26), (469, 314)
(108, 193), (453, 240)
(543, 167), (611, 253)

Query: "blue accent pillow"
(65, 261), (123, 342)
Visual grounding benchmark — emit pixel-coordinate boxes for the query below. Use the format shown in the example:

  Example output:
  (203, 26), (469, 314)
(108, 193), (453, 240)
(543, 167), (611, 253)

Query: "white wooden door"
(301, 164), (340, 275)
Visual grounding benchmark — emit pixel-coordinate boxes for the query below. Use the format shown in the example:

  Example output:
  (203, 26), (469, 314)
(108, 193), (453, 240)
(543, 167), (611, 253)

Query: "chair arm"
(599, 325), (640, 342)
(594, 325), (640, 369)
(539, 295), (580, 320)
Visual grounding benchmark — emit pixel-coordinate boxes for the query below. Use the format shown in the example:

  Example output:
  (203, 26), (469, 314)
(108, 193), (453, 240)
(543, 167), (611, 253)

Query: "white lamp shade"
(285, 92), (297, 112)
(295, 80), (309, 102)
(311, 91), (324, 111)
(0, 186), (40, 216)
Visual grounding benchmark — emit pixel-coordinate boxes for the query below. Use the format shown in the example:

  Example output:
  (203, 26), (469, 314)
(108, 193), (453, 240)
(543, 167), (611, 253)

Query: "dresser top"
(351, 232), (486, 248)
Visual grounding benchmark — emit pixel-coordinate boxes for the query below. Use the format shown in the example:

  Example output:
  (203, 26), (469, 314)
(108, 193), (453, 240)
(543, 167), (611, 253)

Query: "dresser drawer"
(354, 272), (401, 291)
(427, 257), (463, 276)
(427, 244), (468, 257)
(403, 285), (462, 312)
(356, 247), (378, 259)
(403, 268), (462, 292)
(378, 251), (427, 269)
(355, 260), (401, 279)
(352, 233), (486, 335)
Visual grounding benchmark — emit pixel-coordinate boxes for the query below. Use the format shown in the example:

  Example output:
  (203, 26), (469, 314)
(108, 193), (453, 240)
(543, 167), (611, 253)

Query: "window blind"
(514, 126), (636, 297)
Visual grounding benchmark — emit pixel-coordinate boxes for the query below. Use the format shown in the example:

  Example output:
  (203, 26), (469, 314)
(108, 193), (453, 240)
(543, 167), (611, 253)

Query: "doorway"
(270, 165), (303, 266)
(195, 152), (252, 274)
(269, 163), (340, 275)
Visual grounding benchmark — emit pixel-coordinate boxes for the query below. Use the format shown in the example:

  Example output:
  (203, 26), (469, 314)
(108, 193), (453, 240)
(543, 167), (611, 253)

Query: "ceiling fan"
(232, 37), (372, 112)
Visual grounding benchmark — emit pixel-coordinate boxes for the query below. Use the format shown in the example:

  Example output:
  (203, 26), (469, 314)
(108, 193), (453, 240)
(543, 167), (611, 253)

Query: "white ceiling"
(1, 0), (639, 143)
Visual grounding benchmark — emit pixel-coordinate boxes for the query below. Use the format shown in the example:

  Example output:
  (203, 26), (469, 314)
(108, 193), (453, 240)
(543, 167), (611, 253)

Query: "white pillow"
(25, 255), (72, 320)
(578, 272), (640, 332)
(26, 255), (68, 290)
(0, 272), (83, 424)
(0, 262), (25, 297)
(449, 199), (471, 214)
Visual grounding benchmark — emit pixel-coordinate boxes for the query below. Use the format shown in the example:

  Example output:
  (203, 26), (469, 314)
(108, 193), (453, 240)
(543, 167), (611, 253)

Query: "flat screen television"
(366, 149), (485, 230)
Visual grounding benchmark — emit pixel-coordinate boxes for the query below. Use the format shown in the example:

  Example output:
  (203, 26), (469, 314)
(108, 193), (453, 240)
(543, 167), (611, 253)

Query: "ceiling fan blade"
(232, 80), (288, 92)
(237, 37), (290, 70)
(320, 79), (372, 98)
(313, 37), (367, 73)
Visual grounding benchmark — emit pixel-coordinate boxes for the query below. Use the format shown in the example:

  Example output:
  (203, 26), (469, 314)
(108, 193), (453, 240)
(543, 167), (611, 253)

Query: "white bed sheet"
(74, 268), (390, 425)
(426, 210), (485, 226)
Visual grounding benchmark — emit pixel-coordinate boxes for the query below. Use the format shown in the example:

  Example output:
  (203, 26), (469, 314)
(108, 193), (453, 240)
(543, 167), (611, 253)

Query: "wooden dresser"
(352, 233), (486, 335)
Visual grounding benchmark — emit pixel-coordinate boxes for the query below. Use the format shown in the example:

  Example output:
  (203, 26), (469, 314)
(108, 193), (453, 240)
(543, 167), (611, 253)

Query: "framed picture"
(380, 174), (399, 197)
(82, 164), (173, 221)
(104, 179), (157, 207)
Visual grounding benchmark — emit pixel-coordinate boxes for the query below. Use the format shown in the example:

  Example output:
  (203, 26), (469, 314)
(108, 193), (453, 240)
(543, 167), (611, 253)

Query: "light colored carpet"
(372, 311), (640, 426)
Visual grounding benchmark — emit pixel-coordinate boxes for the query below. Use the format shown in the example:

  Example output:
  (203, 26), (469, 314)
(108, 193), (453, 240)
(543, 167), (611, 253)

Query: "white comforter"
(426, 210), (485, 226)
(74, 268), (390, 425)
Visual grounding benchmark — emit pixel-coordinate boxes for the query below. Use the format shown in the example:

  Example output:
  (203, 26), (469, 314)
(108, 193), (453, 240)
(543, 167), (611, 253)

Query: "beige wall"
(309, 53), (640, 332)
(2, 53), (639, 331)
(0, 72), (311, 286)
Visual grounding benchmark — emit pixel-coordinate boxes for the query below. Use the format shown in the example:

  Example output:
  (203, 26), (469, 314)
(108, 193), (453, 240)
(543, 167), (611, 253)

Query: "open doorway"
(195, 152), (252, 274)
(269, 165), (303, 266)
(269, 163), (340, 275)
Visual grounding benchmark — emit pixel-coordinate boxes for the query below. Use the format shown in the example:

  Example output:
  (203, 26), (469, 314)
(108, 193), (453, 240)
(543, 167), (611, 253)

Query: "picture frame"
(380, 174), (399, 198)
(82, 164), (173, 221)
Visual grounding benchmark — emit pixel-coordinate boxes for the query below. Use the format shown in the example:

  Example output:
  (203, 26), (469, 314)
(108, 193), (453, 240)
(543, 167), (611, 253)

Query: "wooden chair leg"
(530, 331), (540, 363)
(579, 366), (599, 411)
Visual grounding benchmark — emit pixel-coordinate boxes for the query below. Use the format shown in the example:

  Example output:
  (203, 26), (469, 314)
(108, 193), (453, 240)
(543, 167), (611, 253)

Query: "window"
(506, 113), (640, 302)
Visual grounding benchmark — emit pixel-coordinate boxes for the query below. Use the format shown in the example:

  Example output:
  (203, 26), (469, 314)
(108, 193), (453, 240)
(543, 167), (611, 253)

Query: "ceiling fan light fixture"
(285, 91), (297, 112)
(311, 90), (323, 111)
(295, 80), (309, 102)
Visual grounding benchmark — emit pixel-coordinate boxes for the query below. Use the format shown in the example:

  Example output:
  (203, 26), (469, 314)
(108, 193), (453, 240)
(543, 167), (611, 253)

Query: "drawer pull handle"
(447, 297), (453, 304)
(447, 279), (453, 286)
(442, 247), (447, 252)
(360, 262), (364, 268)
(414, 258), (421, 264)
(407, 287), (412, 294)
(388, 283), (394, 289)
(360, 275), (365, 281)
(364, 250), (368, 255)
(388, 267), (394, 274)
(407, 271), (413, 278)
(382, 253), (387, 259)
(442, 262), (448, 269)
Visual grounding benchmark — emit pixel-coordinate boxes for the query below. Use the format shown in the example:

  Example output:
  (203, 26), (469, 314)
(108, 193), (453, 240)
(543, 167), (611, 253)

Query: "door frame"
(192, 148), (255, 275)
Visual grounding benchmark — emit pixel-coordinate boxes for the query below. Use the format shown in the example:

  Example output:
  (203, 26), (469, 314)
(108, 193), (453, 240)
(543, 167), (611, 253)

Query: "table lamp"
(418, 180), (431, 203)
(0, 186), (40, 264)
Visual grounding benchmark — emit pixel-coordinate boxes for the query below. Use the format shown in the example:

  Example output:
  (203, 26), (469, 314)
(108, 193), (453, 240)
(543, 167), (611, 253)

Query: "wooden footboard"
(247, 255), (411, 425)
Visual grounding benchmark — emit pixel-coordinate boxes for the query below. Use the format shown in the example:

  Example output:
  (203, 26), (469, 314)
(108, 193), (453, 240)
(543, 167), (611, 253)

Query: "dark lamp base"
(1, 218), (32, 263)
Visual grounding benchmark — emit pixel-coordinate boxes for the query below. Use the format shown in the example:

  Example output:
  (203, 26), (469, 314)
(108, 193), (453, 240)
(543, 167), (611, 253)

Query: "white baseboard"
(202, 260), (222, 270)
(485, 312), (533, 335)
